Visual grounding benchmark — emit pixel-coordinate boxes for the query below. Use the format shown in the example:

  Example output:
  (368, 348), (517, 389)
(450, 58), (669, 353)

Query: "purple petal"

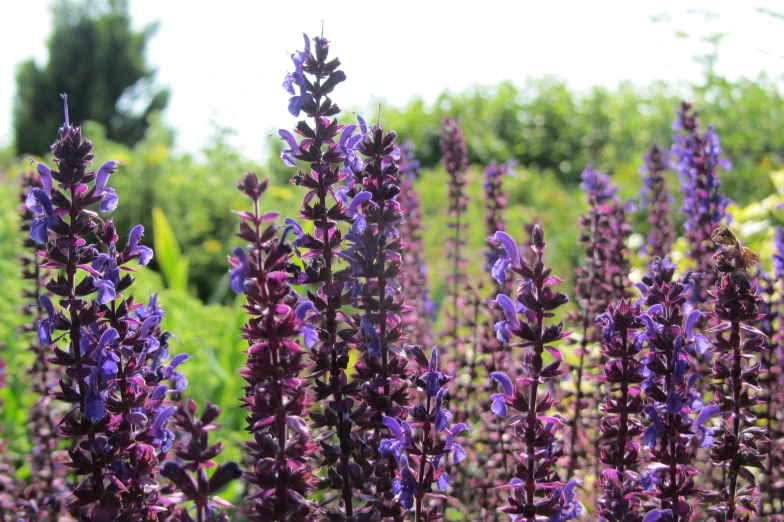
(170, 353), (190, 368)
(99, 187), (118, 212)
(491, 394), (508, 417)
(491, 371), (514, 395)
(382, 416), (402, 438)
(492, 231), (518, 264)
(94, 161), (118, 193)
(302, 325), (318, 348)
(495, 294), (519, 328)
(95, 279), (116, 305)
(347, 191), (373, 215)
(277, 129), (298, 150)
(296, 301), (316, 321)
(696, 405), (720, 428)
(684, 309), (702, 338)
(39, 295), (55, 318)
(36, 163), (54, 195)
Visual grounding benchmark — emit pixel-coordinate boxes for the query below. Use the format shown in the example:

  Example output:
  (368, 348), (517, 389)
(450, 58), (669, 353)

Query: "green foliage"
(379, 75), (781, 206)
(13, 0), (168, 155)
(152, 207), (189, 292)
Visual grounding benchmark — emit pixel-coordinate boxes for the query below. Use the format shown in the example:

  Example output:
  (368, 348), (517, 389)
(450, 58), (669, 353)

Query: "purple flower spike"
(228, 246), (249, 294)
(491, 225), (574, 520)
(27, 95), (187, 518)
(231, 170), (317, 520)
(704, 232), (766, 518)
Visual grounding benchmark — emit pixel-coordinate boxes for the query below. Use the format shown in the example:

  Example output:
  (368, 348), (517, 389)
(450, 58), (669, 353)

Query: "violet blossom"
(488, 225), (580, 521)
(703, 228), (767, 520)
(26, 95), (185, 521)
(229, 172), (317, 521)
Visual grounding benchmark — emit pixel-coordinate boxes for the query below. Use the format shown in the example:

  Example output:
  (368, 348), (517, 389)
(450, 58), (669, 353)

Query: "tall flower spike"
(672, 101), (731, 308)
(398, 141), (435, 349)
(458, 159), (516, 519)
(756, 269), (778, 517)
(704, 227), (766, 520)
(25, 95), (184, 521)
(594, 299), (646, 521)
(639, 142), (675, 260)
(488, 225), (581, 521)
(637, 257), (714, 521)
(230, 172), (317, 521)
(381, 346), (469, 521)
(17, 170), (68, 519)
(274, 33), (373, 520)
(160, 400), (242, 522)
(438, 117), (469, 352)
(566, 166), (630, 479)
(342, 120), (412, 518)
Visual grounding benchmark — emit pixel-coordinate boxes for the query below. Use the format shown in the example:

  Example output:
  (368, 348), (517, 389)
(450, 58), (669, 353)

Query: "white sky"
(1, 1), (783, 161)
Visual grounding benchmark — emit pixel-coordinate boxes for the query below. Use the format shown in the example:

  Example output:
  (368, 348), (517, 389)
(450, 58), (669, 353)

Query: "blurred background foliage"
(13, 0), (169, 156)
(2, 0), (784, 502)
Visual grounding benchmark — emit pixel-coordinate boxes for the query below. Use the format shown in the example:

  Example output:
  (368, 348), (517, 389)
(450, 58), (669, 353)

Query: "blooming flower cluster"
(636, 257), (717, 521)
(160, 400), (241, 522)
(703, 227), (766, 520)
(594, 299), (646, 521)
(489, 225), (581, 521)
(342, 119), (415, 518)
(381, 346), (468, 521)
(639, 142), (675, 260)
(566, 166), (631, 478)
(672, 101), (731, 307)
(229, 172), (317, 521)
(24, 95), (185, 521)
(16, 169), (70, 519)
(398, 141), (435, 350)
(7, 25), (784, 522)
(273, 33), (374, 520)
(439, 117), (470, 350)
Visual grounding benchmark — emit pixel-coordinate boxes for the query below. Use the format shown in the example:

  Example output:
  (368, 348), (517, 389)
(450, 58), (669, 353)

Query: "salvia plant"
(229, 171), (317, 521)
(6, 27), (784, 522)
(637, 257), (716, 521)
(381, 346), (468, 521)
(438, 117), (469, 352)
(703, 226), (766, 521)
(18, 169), (70, 520)
(566, 166), (630, 479)
(397, 141), (435, 351)
(489, 225), (580, 522)
(160, 399), (241, 522)
(23, 95), (196, 521)
(672, 102), (731, 308)
(639, 143), (675, 261)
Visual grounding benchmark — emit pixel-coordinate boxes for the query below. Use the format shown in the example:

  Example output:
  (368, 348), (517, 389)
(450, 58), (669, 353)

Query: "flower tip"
(60, 93), (69, 126)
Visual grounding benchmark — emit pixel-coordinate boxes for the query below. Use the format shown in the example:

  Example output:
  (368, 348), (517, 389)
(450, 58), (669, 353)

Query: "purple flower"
(25, 188), (56, 243)
(127, 225), (153, 266)
(397, 456), (417, 510)
(491, 371), (513, 417)
(643, 405), (664, 447)
(421, 346), (443, 397)
(37, 295), (56, 345)
(228, 246), (249, 294)
(94, 161), (119, 212)
(273, 129), (299, 167)
(580, 165), (618, 202)
(695, 404), (720, 448)
(380, 416), (413, 461)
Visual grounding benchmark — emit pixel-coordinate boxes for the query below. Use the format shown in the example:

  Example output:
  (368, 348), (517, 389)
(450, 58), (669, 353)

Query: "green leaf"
(152, 207), (189, 292)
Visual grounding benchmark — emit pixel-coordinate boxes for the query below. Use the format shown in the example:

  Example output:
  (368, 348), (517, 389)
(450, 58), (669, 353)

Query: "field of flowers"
(1, 30), (784, 522)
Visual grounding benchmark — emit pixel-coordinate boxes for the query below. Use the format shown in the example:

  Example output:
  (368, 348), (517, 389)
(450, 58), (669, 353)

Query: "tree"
(13, 0), (168, 155)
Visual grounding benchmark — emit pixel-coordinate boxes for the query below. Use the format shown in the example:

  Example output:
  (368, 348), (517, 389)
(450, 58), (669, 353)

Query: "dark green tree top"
(13, 0), (168, 155)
